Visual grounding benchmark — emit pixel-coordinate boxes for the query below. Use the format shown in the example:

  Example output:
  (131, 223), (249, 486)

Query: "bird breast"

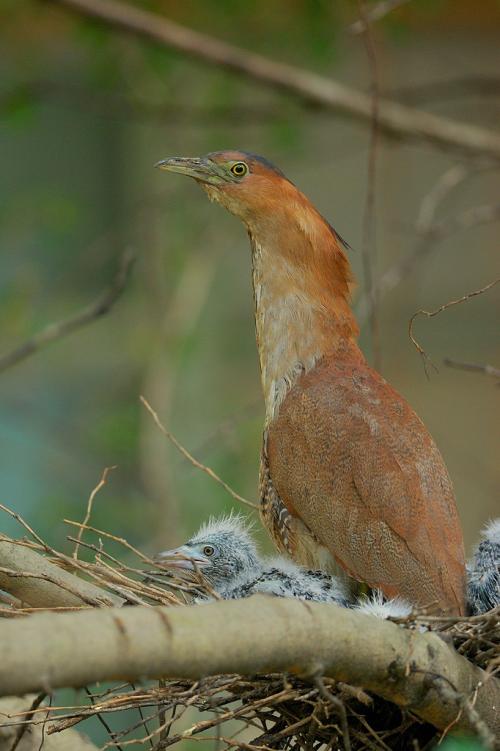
(251, 238), (333, 422)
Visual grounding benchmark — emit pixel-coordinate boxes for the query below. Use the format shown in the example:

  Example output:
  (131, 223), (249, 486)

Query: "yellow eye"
(203, 545), (215, 557)
(230, 162), (248, 177)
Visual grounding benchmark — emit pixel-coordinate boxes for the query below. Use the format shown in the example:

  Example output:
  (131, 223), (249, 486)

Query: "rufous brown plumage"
(157, 150), (467, 615)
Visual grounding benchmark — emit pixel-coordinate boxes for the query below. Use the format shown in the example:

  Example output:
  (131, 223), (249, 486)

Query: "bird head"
(155, 150), (289, 222)
(157, 149), (358, 348)
(155, 514), (261, 591)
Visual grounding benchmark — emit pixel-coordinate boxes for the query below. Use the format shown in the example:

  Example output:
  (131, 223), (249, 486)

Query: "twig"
(415, 163), (472, 233)
(350, 0), (412, 34)
(140, 395), (258, 510)
(357, 0), (381, 370)
(38, 695), (52, 751)
(85, 687), (124, 751)
(9, 693), (47, 751)
(443, 358), (500, 381)
(0, 249), (135, 374)
(408, 279), (500, 377)
(73, 466), (117, 559)
(314, 675), (351, 751)
(48, 0), (500, 158)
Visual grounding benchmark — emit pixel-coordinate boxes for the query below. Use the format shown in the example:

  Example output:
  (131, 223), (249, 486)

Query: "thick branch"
(0, 538), (123, 608)
(49, 0), (500, 158)
(0, 596), (498, 737)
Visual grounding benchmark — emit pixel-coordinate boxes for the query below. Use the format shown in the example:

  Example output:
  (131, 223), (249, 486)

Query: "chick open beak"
(155, 545), (209, 571)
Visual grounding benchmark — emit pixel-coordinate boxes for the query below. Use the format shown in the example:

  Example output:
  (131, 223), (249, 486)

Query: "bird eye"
(203, 545), (215, 556)
(230, 162), (248, 177)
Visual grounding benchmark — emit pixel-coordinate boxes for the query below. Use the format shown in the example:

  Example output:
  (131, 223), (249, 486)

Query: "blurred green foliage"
(440, 738), (489, 751)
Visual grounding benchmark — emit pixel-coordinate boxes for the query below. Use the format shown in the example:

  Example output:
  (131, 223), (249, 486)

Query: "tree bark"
(0, 596), (498, 737)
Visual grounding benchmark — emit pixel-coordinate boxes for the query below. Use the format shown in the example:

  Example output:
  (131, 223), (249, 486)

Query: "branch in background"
(350, 0), (412, 34)
(389, 76), (500, 104)
(0, 249), (135, 375)
(357, 0), (381, 370)
(140, 395), (258, 510)
(443, 358), (500, 383)
(48, 0), (500, 158)
(0, 596), (498, 738)
(356, 163), (500, 323)
(408, 279), (500, 377)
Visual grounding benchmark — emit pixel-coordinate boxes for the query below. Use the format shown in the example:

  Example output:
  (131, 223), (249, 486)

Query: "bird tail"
(467, 518), (500, 615)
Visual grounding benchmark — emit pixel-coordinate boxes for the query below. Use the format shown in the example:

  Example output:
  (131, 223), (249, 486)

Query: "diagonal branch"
(443, 358), (500, 382)
(140, 395), (258, 510)
(0, 596), (498, 739)
(48, 0), (500, 158)
(0, 249), (135, 375)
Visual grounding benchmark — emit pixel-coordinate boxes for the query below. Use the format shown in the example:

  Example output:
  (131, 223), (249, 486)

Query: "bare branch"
(356, 164), (500, 323)
(408, 279), (500, 376)
(350, 0), (412, 34)
(0, 597), (498, 737)
(140, 395), (258, 510)
(48, 0), (500, 158)
(0, 249), (135, 375)
(443, 358), (500, 381)
(73, 466), (117, 559)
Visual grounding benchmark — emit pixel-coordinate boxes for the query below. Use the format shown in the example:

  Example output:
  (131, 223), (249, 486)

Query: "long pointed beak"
(154, 545), (209, 571)
(155, 156), (212, 181)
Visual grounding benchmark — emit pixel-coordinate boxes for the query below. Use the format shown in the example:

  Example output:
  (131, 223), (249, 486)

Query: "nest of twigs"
(0, 508), (498, 751)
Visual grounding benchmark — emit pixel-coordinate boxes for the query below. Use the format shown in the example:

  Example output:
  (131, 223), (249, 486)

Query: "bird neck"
(245, 197), (359, 422)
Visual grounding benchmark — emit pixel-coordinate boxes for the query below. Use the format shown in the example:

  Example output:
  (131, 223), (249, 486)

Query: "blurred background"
(1, 0), (499, 576)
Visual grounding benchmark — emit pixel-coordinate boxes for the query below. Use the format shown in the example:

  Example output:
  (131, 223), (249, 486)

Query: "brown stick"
(49, 0), (500, 158)
(408, 279), (500, 376)
(0, 249), (134, 374)
(140, 396), (258, 510)
(0, 596), (498, 737)
(73, 466), (117, 559)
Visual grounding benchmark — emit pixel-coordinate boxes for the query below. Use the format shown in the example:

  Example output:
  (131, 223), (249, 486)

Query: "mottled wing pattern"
(260, 441), (345, 576)
(266, 356), (466, 614)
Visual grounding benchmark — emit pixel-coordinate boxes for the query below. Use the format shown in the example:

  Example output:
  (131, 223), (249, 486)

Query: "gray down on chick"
(155, 514), (411, 618)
